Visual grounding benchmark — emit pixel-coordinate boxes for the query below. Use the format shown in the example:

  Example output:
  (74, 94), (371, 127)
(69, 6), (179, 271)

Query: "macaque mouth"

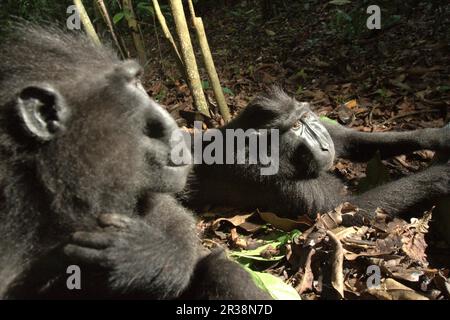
(147, 164), (192, 194)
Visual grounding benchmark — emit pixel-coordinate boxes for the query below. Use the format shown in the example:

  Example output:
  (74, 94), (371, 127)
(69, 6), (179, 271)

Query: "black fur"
(0, 24), (270, 300)
(182, 89), (450, 223)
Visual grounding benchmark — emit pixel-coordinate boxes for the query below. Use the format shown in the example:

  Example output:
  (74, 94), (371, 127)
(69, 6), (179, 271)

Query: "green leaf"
(230, 230), (300, 262)
(113, 12), (124, 24)
(159, 4), (170, 11)
(384, 14), (401, 28)
(123, 9), (133, 20)
(296, 68), (308, 80)
(230, 244), (284, 261)
(274, 229), (301, 244)
(335, 9), (352, 22)
(375, 88), (389, 99)
(328, 0), (351, 5)
(222, 87), (234, 95)
(319, 116), (338, 125)
(155, 90), (166, 102)
(137, 2), (155, 16)
(245, 268), (301, 300)
(201, 80), (210, 89)
(437, 85), (450, 93)
(357, 151), (390, 193)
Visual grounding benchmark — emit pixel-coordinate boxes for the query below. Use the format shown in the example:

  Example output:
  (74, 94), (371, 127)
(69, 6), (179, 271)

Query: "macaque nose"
(145, 100), (179, 141)
(145, 100), (191, 166)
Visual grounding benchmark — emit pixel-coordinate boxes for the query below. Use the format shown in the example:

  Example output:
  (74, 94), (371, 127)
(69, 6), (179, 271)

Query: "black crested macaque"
(181, 89), (450, 224)
(0, 24), (270, 300)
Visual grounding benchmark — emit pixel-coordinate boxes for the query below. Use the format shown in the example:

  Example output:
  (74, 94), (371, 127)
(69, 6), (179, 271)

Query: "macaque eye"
(292, 119), (302, 131)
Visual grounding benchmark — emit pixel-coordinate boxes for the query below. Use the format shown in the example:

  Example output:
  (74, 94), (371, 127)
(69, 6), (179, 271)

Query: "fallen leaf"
(212, 212), (259, 231)
(344, 99), (358, 109)
(230, 228), (247, 249)
(259, 211), (309, 231)
(295, 248), (315, 294)
(367, 278), (429, 300)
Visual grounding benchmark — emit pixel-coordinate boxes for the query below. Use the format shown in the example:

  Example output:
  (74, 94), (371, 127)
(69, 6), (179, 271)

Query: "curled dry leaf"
(317, 202), (359, 230)
(212, 211), (262, 232)
(398, 211), (432, 265)
(389, 267), (424, 283)
(366, 278), (429, 300)
(294, 248), (315, 294)
(413, 150), (435, 161)
(230, 228), (247, 249)
(259, 211), (312, 231)
(333, 226), (360, 241)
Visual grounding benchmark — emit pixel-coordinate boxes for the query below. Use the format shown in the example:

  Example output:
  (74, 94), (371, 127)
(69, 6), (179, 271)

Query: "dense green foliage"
(0, 0), (73, 29)
(1, 0), (445, 40)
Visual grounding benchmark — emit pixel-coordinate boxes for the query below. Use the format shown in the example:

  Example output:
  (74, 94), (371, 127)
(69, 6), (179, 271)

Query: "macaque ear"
(16, 84), (70, 141)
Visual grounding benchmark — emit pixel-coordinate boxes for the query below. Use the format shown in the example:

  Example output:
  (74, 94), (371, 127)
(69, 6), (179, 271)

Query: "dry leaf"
(295, 248), (316, 294)
(259, 211), (308, 231)
(367, 278), (429, 300)
(344, 99), (358, 109)
(212, 212), (255, 230)
(230, 228), (247, 249)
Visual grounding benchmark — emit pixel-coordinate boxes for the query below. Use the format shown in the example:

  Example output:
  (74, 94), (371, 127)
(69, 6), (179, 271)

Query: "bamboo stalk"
(169, 0), (210, 117)
(73, 0), (101, 45)
(187, 0), (230, 122)
(94, 0), (127, 59)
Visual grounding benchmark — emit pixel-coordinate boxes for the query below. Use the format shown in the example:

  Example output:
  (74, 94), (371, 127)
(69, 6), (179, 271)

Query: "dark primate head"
(0, 24), (191, 234)
(228, 89), (335, 178)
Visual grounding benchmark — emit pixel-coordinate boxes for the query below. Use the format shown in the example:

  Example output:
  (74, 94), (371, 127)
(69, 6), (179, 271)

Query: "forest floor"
(142, 1), (450, 299)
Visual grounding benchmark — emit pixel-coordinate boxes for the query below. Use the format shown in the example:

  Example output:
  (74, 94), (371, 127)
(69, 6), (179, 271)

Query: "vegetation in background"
(1, 0), (449, 300)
